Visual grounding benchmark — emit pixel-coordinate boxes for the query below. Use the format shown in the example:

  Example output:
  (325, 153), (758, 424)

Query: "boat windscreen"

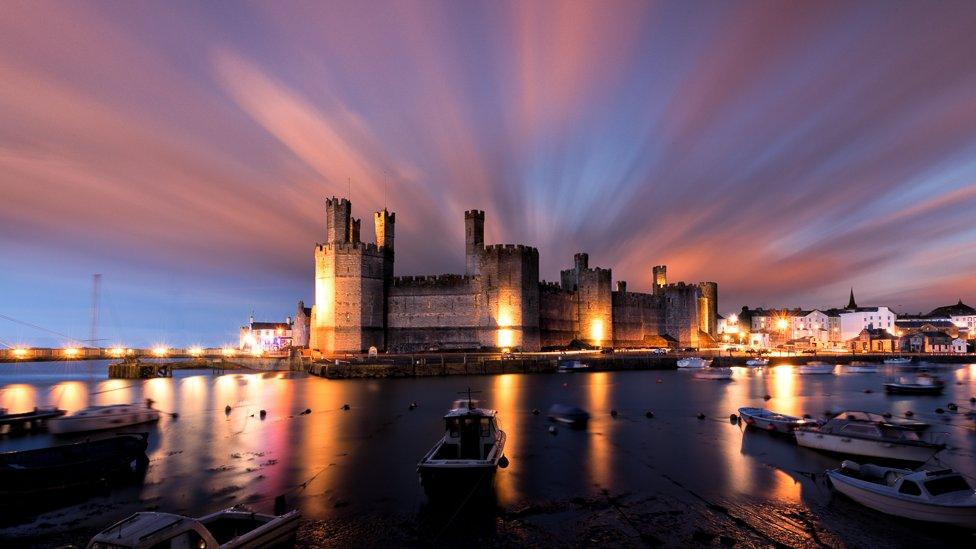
(924, 475), (971, 496)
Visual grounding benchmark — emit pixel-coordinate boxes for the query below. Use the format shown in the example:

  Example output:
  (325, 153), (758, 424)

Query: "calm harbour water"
(2, 360), (975, 546)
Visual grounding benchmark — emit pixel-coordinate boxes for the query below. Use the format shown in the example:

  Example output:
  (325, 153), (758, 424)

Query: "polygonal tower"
(465, 210), (485, 275)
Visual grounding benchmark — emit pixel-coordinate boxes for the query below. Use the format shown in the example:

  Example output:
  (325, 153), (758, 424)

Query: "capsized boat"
(884, 357), (913, 365)
(798, 362), (834, 375)
(0, 433), (149, 498)
(87, 507), (301, 548)
(795, 411), (945, 464)
(418, 399), (507, 497)
(827, 461), (976, 529)
(48, 402), (161, 434)
(745, 358), (769, 367)
(884, 374), (945, 395)
(737, 407), (819, 433)
(693, 367), (733, 380)
(677, 357), (712, 369)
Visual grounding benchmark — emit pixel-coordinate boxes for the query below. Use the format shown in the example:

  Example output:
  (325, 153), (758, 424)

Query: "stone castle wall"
(539, 282), (577, 348)
(386, 275), (485, 352)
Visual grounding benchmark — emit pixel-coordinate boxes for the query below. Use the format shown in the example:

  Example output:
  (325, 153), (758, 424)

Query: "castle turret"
(326, 197), (351, 244)
(698, 281), (718, 336)
(465, 210), (485, 275)
(652, 265), (667, 294)
(349, 217), (361, 244)
(375, 208), (395, 350)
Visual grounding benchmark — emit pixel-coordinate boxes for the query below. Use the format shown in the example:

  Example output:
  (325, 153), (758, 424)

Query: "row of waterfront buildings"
(238, 196), (973, 356)
(717, 291), (975, 354)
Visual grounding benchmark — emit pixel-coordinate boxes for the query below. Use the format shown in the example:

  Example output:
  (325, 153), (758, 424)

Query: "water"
(2, 360), (975, 545)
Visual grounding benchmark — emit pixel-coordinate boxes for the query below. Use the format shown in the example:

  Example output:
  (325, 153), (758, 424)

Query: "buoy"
(970, 397), (975, 403)
(303, 408), (312, 415)
(259, 410), (267, 419)
(656, 379), (663, 384)
(905, 410), (914, 417)
(548, 426), (557, 435)
(610, 410), (618, 417)
(697, 413), (706, 420)
(171, 413), (179, 420)
(224, 405), (232, 415)
(935, 408), (945, 414)
(863, 389), (873, 394)
(729, 414), (738, 424)
(341, 404), (350, 411)
(531, 408), (540, 415)
(947, 403), (958, 411)
(499, 456), (510, 468)
(763, 394), (772, 401)
(408, 402), (417, 410)
(645, 411), (654, 418)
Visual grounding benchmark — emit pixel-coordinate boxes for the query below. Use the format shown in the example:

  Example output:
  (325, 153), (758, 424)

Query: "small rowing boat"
(884, 374), (944, 395)
(693, 367), (733, 380)
(737, 407), (818, 433)
(798, 362), (834, 375)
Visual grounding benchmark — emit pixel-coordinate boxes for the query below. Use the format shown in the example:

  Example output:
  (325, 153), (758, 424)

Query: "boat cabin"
(432, 408), (499, 461)
(846, 463), (973, 500)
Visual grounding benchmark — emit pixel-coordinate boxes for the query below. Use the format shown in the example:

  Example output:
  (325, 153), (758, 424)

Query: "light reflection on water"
(0, 361), (974, 539)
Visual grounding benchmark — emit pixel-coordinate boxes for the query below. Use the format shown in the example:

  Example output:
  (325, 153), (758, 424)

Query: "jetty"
(0, 407), (66, 435)
(108, 359), (173, 379)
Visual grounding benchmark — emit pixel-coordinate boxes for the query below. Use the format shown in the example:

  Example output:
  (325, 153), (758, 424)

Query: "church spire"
(846, 288), (858, 309)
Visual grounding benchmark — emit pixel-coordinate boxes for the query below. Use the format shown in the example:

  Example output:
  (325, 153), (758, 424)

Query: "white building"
(839, 307), (896, 341)
(792, 310), (829, 340)
(952, 338), (968, 353)
(239, 315), (293, 353)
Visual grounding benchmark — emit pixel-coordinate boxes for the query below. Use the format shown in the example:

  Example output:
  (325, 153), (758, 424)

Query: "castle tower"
(310, 198), (388, 354)
(375, 208), (395, 350)
(478, 245), (541, 351)
(652, 265), (667, 294)
(698, 281), (718, 336)
(560, 252), (613, 347)
(465, 210), (485, 275)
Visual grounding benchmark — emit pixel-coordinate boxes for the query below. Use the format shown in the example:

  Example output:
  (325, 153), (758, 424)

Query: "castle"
(309, 198), (718, 354)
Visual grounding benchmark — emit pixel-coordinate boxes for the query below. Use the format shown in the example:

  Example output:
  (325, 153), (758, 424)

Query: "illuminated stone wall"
(539, 282), (577, 348)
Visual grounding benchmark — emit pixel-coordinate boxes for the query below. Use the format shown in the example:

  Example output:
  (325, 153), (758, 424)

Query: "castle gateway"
(309, 198), (717, 354)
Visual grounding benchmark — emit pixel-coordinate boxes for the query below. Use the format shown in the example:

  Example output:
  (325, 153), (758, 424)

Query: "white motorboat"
(693, 367), (733, 380)
(838, 411), (930, 431)
(846, 363), (879, 373)
(827, 461), (976, 529)
(798, 362), (834, 375)
(884, 357), (913, 365)
(48, 403), (160, 435)
(884, 374), (945, 395)
(737, 407), (818, 433)
(795, 411), (945, 464)
(87, 507), (300, 548)
(745, 358), (769, 367)
(677, 357), (712, 369)
(418, 400), (507, 497)
(557, 359), (589, 372)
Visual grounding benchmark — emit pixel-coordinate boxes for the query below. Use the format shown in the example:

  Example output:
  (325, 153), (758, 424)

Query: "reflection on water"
(1, 361), (975, 540)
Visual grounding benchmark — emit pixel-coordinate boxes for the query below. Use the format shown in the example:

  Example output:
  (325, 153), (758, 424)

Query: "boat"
(884, 357), (913, 365)
(547, 404), (591, 427)
(48, 402), (160, 434)
(677, 357), (712, 368)
(795, 411), (945, 464)
(87, 507), (301, 548)
(745, 358), (769, 367)
(0, 433), (149, 498)
(557, 359), (589, 372)
(846, 363), (879, 373)
(884, 374), (945, 395)
(837, 411), (930, 431)
(693, 367), (733, 380)
(737, 407), (819, 433)
(798, 362), (834, 375)
(418, 399), (507, 497)
(827, 461), (976, 529)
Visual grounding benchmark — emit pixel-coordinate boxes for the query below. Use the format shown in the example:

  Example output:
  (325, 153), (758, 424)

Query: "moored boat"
(677, 357), (712, 369)
(693, 367), (733, 380)
(827, 461), (976, 529)
(737, 407), (818, 433)
(48, 402), (160, 434)
(547, 404), (591, 427)
(745, 358), (769, 367)
(87, 506), (301, 548)
(795, 411), (945, 464)
(846, 363), (879, 373)
(798, 362), (834, 375)
(884, 374), (945, 395)
(884, 357), (913, 365)
(418, 399), (507, 498)
(557, 359), (589, 372)
(0, 433), (149, 498)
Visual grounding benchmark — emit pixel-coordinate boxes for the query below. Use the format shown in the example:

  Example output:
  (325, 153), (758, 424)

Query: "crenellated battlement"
(464, 209), (485, 219)
(483, 243), (539, 256)
(392, 274), (480, 287)
(315, 241), (385, 255)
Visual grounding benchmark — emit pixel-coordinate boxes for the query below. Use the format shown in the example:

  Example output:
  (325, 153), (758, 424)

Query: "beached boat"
(693, 367), (733, 380)
(418, 400), (507, 497)
(795, 411), (945, 464)
(884, 357), (913, 365)
(745, 358), (769, 367)
(827, 461), (976, 529)
(737, 407), (818, 433)
(0, 433), (149, 498)
(557, 360), (589, 372)
(837, 411), (930, 431)
(547, 404), (591, 427)
(798, 362), (834, 375)
(87, 507), (301, 548)
(48, 403), (160, 434)
(884, 374), (945, 395)
(677, 357), (711, 369)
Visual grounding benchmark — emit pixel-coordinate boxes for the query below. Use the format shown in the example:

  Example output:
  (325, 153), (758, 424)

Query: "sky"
(2, 1), (976, 347)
